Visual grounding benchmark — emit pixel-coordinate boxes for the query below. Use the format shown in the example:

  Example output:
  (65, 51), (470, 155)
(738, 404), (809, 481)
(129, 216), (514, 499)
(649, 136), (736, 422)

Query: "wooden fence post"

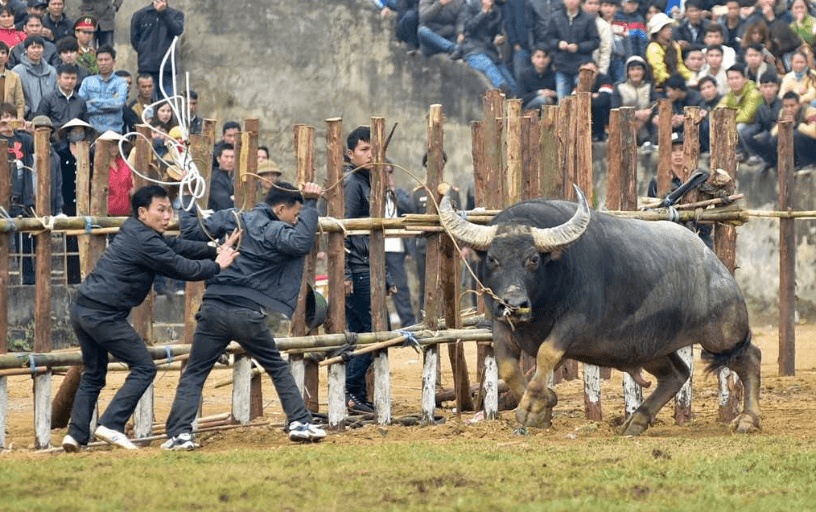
(290, 124), (320, 412)
(777, 120), (796, 376)
(325, 118), (347, 429)
(32, 127), (53, 449)
(0, 140), (7, 450)
(656, 98), (673, 197)
(421, 105), (445, 425)
(711, 107), (742, 422)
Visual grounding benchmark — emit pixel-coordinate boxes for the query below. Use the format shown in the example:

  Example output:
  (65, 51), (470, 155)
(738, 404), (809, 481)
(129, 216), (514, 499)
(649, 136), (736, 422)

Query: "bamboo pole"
(777, 120), (796, 377)
(319, 335), (407, 367)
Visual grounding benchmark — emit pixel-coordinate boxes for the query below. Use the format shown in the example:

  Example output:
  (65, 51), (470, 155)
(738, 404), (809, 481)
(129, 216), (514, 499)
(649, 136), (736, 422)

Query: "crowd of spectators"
(373, 0), (816, 172)
(2, 0), (189, 287)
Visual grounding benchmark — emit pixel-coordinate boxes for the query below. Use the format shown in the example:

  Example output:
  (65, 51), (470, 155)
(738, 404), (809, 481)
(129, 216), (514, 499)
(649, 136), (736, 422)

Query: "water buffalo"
(439, 186), (760, 435)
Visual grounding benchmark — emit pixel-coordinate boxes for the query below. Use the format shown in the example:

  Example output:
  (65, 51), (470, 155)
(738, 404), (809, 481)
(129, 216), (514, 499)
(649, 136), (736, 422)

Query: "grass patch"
(2, 433), (815, 511)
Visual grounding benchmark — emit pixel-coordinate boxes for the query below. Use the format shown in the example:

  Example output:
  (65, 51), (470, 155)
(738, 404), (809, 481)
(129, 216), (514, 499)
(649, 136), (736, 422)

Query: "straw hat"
(96, 130), (127, 142)
(57, 118), (96, 141)
(257, 160), (282, 177)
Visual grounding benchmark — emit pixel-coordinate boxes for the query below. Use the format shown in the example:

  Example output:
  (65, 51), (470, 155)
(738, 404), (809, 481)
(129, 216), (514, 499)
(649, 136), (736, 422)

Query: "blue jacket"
(181, 200), (319, 318)
(78, 216), (220, 312)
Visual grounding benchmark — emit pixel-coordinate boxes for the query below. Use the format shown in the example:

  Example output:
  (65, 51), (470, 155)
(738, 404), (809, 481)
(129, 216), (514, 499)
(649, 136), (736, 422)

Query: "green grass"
(2, 434), (816, 511)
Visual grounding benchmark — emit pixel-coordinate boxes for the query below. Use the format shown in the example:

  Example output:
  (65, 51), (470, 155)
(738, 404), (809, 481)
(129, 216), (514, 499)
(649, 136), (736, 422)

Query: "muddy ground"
(2, 321), (816, 452)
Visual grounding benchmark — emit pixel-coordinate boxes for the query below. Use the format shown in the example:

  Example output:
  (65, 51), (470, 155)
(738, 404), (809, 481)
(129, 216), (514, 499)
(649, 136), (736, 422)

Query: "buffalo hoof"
(516, 388), (557, 428)
(730, 413), (761, 434)
(515, 405), (553, 428)
(620, 411), (651, 436)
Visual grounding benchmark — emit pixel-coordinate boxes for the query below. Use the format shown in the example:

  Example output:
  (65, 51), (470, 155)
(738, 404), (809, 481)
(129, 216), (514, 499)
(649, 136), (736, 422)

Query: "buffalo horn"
(531, 185), (591, 252)
(438, 194), (497, 250)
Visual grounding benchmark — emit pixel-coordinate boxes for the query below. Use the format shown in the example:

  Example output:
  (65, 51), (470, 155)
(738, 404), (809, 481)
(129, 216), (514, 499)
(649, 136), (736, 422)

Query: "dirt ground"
(2, 320), (816, 453)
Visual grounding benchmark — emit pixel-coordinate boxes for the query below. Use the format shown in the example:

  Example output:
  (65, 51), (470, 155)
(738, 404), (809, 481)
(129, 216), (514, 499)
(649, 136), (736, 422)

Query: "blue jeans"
(67, 301), (157, 444)
(417, 26), (455, 57)
(512, 48), (531, 84)
(345, 271), (373, 397)
(555, 71), (579, 100)
(396, 9), (419, 49)
(465, 53), (519, 96)
(165, 299), (312, 438)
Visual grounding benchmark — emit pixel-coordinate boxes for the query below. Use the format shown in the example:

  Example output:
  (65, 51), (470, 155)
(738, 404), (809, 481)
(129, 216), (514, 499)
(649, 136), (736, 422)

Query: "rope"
(84, 216), (94, 233)
(396, 330), (420, 352)
(164, 345), (174, 364)
(28, 354), (37, 374)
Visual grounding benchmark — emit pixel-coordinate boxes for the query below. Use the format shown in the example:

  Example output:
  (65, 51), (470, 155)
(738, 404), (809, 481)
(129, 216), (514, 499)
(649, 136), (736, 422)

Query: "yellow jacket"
(646, 41), (691, 87)
(779, 71), (816, 106)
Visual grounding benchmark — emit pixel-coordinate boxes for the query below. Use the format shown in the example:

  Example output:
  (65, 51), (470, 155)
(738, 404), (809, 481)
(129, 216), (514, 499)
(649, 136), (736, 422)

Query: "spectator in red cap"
(79, 0), (122, 48)
(73, 15), (97, 74)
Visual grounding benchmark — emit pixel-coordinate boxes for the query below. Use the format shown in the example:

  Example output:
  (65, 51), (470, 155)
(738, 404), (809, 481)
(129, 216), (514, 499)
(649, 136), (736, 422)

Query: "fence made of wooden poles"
(777, 120), (796, 376)
(421, 105), (446, 425)
(710, 107), (742, 422)
(0, 140), (8, 450)
(290, 123), (320, 413)
(324, 118), (347, 429)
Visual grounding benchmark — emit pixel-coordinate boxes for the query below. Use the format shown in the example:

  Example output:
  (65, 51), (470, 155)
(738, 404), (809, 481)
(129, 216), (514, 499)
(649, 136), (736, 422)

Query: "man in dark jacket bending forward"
(62, 185), (239, 452)
(162, 181), (327, 449)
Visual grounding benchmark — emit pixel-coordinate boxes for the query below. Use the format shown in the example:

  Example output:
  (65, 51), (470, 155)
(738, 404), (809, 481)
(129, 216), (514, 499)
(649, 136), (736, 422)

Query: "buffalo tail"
(700, 332), (753, 374)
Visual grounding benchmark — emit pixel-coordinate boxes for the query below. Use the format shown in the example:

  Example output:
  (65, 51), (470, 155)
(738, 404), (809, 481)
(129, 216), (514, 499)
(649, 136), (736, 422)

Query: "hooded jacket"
(12, 58), (57, 117)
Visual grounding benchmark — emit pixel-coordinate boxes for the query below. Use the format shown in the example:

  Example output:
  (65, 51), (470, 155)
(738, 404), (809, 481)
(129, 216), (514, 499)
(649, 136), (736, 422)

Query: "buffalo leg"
(621, 352), (689, 436)
(516, 341), (564, 428)
(493, 322), (528, 400)
(724, 343), (762, 433)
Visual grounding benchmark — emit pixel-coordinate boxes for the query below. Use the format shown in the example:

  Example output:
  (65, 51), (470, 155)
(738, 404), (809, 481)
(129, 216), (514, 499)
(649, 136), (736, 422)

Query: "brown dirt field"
(3, 321), (816, 453)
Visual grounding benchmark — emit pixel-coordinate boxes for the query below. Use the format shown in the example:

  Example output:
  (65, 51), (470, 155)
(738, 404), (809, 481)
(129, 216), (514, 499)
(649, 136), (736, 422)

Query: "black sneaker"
(346, 393), (375, 413)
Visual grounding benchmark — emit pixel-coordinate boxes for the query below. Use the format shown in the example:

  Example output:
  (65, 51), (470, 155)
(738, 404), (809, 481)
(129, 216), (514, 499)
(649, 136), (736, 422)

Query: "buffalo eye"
(486, 253), (499, 269)
(526, 253), (540, 271)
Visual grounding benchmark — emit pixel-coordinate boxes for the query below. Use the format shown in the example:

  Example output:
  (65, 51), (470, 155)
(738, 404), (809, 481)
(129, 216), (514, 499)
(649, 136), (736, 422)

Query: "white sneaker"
(288, 421), (327, 442)
(94, 425), (138, 450)
(161, 433), (200, 451)
(62, 434), (80, 453)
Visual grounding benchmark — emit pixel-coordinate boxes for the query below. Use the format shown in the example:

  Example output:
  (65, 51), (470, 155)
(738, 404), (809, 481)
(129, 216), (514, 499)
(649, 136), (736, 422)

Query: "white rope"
(116, 36), (206, 212)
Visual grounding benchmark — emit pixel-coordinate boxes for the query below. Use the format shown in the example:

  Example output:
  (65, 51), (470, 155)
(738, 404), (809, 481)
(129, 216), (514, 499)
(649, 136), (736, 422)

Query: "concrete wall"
(91, 0), (490, 193)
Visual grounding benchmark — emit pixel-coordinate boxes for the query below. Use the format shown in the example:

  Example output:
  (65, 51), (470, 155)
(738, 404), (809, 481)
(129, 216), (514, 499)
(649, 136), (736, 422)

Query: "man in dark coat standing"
(545, 0), (600, 100)
(130, 0), (184, 99)
(61, 185), (239, 452)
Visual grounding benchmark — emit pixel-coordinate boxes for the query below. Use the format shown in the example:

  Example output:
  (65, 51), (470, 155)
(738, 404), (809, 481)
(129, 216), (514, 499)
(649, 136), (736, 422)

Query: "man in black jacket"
(130, 0), (184, 98)
(343, 125), (395, 414)
(34, 63), (86, 130)
(163, 181), (326, 448)
(545, 0), (599, 100)
(61, 185), (239, 452)
(209, 143), (235, 211)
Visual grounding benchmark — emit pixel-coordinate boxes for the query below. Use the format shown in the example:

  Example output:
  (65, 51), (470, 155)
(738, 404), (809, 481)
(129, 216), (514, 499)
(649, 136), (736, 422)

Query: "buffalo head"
(439, 185), (591, 323)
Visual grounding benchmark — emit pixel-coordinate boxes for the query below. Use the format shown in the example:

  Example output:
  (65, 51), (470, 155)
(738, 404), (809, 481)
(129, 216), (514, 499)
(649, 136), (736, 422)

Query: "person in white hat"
(645, 11), (690, 88)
